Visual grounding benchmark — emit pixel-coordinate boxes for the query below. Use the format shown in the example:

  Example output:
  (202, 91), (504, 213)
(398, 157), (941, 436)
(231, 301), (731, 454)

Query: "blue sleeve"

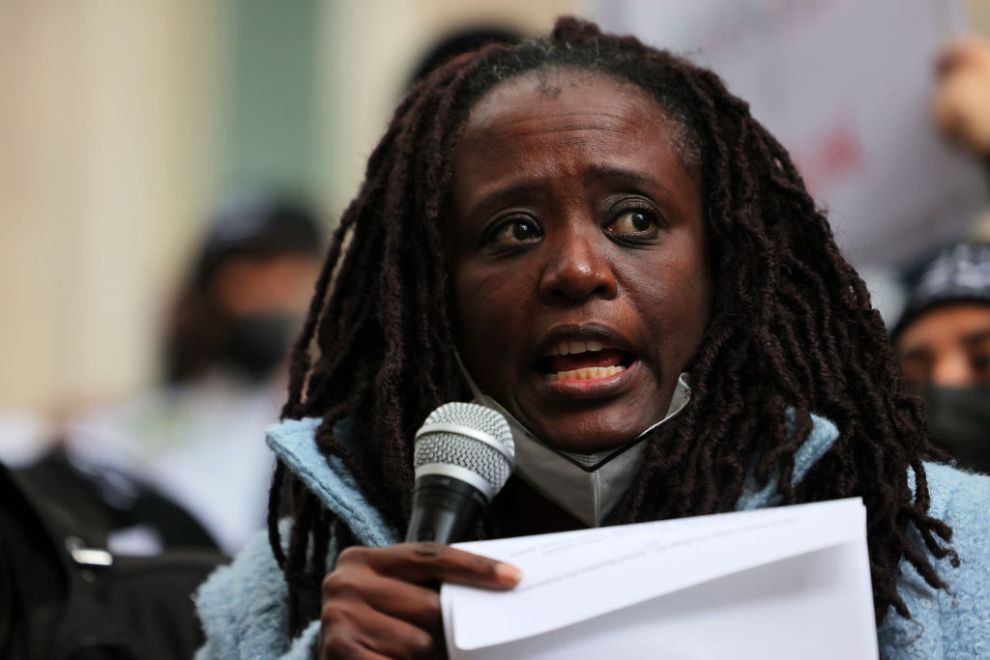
(878, 463), (990, 658)
(930, 464), (990, 657)
(194, 527), (321, 659)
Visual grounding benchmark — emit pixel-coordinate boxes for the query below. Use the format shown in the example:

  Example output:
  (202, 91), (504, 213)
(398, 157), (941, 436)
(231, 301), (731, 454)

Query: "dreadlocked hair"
(270, 16), (956, 634)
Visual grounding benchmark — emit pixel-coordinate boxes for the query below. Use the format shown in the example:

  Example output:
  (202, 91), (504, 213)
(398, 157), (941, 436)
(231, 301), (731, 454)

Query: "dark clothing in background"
(0, 460), (223, 659)
(18, 448), (221, 552)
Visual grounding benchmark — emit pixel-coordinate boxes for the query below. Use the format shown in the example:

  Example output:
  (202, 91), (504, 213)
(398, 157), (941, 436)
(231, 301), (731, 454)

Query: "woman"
(195, 18), (990, 658)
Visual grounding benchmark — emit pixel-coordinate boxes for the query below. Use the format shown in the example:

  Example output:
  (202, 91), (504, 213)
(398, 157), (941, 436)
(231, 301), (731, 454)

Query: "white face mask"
(456, 354), (692, 527)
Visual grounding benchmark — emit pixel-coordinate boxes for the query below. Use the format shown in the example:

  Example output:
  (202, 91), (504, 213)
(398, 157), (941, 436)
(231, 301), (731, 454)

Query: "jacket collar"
(265, 418), (399, 547)
(734, 412), (839, 510)
(265, 412), (840, 546)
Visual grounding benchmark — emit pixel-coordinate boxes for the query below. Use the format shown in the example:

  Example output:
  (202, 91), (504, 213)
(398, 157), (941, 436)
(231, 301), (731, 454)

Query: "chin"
(529, 410), (650, 454)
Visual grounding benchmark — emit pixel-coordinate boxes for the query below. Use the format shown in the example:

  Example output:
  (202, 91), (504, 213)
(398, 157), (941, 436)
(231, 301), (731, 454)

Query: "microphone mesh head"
(414, 402), (514, 497)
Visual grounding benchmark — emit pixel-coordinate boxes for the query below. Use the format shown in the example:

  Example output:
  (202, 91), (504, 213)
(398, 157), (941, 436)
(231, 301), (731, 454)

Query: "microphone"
(405, 402), (514, 544)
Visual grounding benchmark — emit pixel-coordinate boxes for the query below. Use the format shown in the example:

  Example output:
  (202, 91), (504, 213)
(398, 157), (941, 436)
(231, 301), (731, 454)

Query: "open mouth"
(537, 339), (637, 382)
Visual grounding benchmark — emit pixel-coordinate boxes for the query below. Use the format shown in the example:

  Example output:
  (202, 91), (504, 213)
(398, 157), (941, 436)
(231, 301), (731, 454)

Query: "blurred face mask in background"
(922, 383), (990, 474)
(223, 312), (300, 381)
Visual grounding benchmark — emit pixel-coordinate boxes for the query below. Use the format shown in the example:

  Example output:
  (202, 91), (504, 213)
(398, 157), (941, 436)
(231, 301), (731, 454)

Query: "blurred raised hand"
(934, 36), (990, 154)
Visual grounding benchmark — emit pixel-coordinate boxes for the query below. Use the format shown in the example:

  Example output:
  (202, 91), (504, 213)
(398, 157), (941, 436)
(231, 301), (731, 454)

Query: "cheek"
(452, 266), (529, 372)
(634, 251), (711, 357)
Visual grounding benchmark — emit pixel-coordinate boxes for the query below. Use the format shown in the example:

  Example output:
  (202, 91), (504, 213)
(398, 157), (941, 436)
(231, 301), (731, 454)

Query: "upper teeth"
(546, 339), (606, 356)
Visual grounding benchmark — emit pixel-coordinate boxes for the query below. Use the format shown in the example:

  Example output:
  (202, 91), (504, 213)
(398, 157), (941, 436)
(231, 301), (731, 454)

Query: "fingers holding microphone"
(320, 403), (518, 659)
(319, 543), (522, 659)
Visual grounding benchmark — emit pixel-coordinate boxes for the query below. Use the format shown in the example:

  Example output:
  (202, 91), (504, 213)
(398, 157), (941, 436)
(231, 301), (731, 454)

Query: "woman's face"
(448, 69), (711, 453)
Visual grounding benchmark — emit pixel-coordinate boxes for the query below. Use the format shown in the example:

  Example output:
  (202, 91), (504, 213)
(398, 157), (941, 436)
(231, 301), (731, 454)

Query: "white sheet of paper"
(441, 498), (877, 659)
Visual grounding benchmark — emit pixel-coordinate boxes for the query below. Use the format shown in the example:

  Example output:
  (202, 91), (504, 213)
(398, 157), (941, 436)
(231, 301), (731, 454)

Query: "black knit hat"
(891, 242), (990, 339)
(191, 193), (322, 289)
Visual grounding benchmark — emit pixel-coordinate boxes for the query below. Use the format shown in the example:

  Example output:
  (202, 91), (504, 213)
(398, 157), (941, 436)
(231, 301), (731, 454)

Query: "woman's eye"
(606, 209), (658, 237)
(486, 218), (542, 248)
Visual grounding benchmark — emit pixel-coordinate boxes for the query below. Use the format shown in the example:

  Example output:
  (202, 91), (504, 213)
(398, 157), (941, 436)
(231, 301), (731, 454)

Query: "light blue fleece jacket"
(195, 415), (990, 659)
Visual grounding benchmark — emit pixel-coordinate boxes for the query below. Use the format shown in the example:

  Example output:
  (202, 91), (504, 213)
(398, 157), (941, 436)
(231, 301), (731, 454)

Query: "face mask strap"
(455, 350), (692, 472)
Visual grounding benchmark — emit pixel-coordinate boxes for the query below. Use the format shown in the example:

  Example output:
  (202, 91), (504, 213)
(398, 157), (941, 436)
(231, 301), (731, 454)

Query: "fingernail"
(495, 562), (523, 584)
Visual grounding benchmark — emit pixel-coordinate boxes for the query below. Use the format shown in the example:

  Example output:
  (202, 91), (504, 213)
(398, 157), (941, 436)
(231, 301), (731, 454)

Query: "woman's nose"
(538, 231), (618, 303)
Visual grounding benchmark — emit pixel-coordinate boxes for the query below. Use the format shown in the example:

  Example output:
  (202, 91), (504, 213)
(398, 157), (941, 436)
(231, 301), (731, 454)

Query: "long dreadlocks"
(271, 16), (956, 633)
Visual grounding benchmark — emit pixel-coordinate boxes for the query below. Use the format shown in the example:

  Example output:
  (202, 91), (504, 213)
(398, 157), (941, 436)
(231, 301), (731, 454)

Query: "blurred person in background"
(68, 193), (323, 556)
(885, 35), (990, 474)
(893, 242), (990, 473)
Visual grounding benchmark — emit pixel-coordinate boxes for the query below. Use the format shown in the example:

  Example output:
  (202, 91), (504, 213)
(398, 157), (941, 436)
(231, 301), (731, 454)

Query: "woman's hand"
(319, 542), (522, 659)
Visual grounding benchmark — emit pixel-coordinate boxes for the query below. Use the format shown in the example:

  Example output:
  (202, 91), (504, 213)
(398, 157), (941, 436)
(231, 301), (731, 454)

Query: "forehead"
(468, 68), (656, 125)
(452, 69), (697, 197)
(459, 68), (679, 155)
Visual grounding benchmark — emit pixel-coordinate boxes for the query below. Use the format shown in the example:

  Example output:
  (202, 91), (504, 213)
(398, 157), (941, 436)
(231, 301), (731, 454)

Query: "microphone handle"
(405, 474), (488, 544)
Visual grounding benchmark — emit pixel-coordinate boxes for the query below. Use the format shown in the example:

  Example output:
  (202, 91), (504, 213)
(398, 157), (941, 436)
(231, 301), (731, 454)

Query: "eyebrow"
(469, 164), (667, 216)
(582, 164), (664, 192)
(898, 346), (931, 363)
(469, 180), (544, 218)
(962, 328), (990, 348)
